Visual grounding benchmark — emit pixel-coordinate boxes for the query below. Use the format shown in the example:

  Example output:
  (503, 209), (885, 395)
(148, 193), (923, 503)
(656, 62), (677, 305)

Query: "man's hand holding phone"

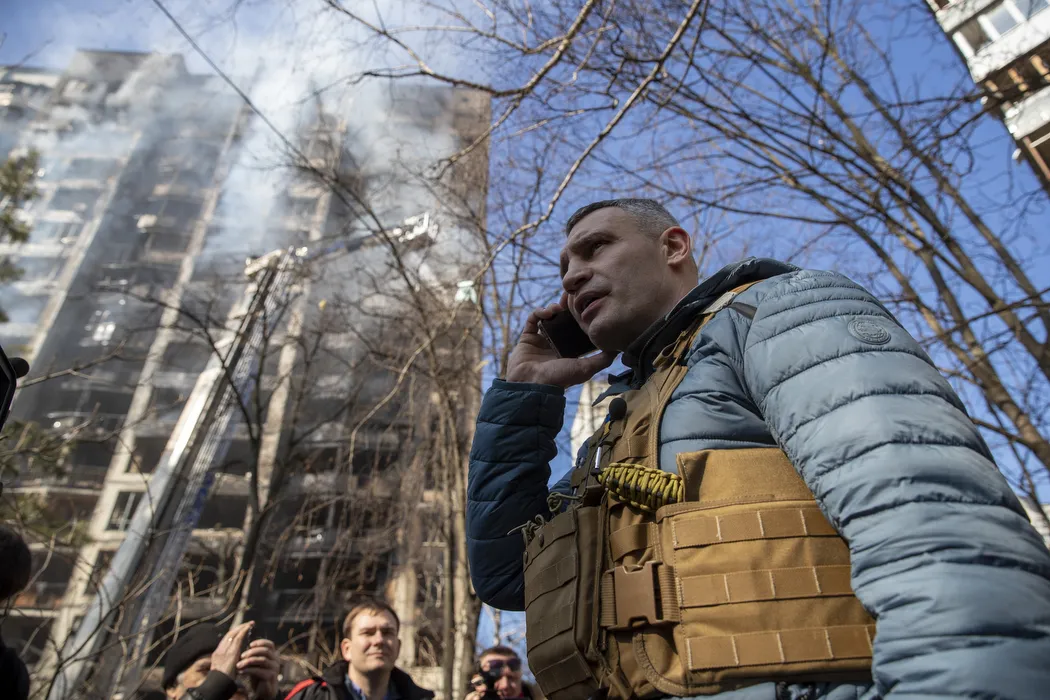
(505, 294), (616, 388)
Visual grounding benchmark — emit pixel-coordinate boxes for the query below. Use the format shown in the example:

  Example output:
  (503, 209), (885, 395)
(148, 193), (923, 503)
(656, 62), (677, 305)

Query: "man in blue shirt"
(284, 597), (434, 700)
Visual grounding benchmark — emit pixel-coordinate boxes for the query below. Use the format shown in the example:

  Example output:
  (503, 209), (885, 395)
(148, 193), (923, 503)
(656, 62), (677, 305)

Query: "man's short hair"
(478, 645), (520, 661)
(0, 525), (32, 601)
(564, 198), (680, 239)
(341, 596), (400, 639)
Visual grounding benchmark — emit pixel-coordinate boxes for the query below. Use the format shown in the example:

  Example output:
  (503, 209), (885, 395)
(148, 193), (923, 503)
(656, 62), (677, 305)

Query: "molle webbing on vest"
(679, 565), (855, 608)
(599, 450), (875, 697)
(685, 625), (875, 671)
(608, 522), (659, 561)
(522, 502), (604, 700)
(671, 506), (838, 548)
(524, 554), (576, 607)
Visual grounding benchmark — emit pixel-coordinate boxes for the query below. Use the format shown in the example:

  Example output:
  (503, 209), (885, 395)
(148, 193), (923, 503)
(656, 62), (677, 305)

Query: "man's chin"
(586, 324), (625, 355)
(365, 658), (393, 671)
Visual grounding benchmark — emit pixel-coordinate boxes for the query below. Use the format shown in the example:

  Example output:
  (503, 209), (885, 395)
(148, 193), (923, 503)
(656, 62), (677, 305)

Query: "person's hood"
(322, 660), (436, 700)
(619, 257), (796, 384)
(321, 659), (350, 689)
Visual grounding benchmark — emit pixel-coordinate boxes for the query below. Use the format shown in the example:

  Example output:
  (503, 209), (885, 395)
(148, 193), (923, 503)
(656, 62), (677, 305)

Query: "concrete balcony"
(11, 277), (58, 295)
(0, 240), (70, 257)
(13, 465), (110, 490)
(967, 10), (1050, 82)
(151, 370), (197, 389)
(1004, 83), (1050, 137)
(0, 321), (38, 339)
(152, 182), (205, 199)
(938, 0), (1018, 33)
(14, 583), (69, 610)
(175, 596), (228, 618)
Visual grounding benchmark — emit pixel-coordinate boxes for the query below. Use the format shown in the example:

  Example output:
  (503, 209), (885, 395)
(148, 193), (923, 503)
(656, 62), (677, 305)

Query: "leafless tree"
(311, 0), (1050, 526)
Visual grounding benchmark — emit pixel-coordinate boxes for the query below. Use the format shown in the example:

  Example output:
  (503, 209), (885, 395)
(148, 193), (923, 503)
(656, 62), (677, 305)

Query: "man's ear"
(392, 636), (402, 663)
(341, 637), (354, 663)
(660, 227), (693, 267)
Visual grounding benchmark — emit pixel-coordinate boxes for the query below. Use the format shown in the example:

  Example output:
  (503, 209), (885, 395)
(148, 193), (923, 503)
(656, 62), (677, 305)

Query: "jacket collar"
(618, 257), (796, 385)
(323, 662), (436, 700)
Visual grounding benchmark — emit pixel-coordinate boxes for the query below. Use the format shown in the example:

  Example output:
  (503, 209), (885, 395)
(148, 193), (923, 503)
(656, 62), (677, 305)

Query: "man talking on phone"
(466, 198), (1050, 700)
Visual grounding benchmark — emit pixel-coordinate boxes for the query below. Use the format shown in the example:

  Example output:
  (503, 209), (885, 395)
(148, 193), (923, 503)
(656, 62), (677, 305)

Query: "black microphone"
(609, 397), (627, 422)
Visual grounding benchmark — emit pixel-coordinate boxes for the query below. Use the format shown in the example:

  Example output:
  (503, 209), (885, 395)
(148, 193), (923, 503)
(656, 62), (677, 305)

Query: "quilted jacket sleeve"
(742, 270), (1050, 698)
(467, 379), (568, 610)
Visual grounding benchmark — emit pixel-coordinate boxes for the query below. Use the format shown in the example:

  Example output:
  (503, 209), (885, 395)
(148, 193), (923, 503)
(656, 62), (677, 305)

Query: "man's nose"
(562, 259), (589, 294)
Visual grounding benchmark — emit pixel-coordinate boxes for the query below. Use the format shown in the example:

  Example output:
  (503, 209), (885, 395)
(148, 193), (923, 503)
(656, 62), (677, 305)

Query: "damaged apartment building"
(0, 49), (490, 698)
(929, 0), (1050, 192)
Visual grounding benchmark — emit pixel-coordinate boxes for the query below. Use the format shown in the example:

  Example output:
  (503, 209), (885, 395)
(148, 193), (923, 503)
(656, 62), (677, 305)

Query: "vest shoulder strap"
(645, 279), (764, 463)
(576, 278), (766, 485)
(659, 279), (764, 370)
(694, 278), (763, 342)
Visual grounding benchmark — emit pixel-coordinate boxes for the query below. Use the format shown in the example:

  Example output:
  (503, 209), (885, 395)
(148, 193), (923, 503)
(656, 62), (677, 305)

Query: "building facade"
(569, 379), (613, 461)
(928, 0), (1050, 190)
(1, 49), (489, 699)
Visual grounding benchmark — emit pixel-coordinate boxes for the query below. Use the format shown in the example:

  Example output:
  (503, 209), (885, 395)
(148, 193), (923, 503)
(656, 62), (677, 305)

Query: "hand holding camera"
(465, 656), (524, 700)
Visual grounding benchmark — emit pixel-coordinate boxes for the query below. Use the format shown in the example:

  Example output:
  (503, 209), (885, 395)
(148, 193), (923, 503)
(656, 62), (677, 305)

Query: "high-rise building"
(569, 379), (614, 462)
(1021, 496), (1050, 546)
(928, 0), (1050, 190)
(1, 49), (490, 698)
(0, 65), (60, 158)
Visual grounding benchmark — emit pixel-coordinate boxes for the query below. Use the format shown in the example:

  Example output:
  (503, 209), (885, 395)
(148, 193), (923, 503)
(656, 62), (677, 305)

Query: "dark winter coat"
(175, 670), (280, 700)
(0, 633), (30, 700)
(283, 661), (435, 700)
(467, 257), (1050, 699)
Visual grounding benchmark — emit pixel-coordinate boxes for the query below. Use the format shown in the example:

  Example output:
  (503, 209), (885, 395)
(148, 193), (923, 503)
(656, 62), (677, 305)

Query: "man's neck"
(347, 666), (392, 700)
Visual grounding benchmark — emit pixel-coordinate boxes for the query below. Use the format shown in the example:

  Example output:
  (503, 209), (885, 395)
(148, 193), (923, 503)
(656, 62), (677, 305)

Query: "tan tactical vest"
(521, 284), (875, 700)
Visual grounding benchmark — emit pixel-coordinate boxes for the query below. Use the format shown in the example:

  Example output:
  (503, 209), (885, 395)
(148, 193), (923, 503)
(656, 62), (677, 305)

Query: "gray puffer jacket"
(466, 257), (1050, 699)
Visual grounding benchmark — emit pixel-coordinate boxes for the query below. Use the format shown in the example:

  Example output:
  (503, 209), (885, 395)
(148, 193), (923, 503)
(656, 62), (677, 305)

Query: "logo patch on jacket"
(848, 318), (891, 345)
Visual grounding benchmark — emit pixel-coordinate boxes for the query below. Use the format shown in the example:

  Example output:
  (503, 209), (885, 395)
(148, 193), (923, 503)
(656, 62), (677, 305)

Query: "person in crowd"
(464, 646), (542, 700)
(0, 524), (33, 700)
(467, 198), (1050, 699)
(163, 621), (281, 700)
(283, 596), (434, 700)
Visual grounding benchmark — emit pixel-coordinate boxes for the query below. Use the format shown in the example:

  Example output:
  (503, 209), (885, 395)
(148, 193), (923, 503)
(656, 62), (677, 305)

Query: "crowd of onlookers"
(161, 596), (537, 700)
(0, 539), (532, 700)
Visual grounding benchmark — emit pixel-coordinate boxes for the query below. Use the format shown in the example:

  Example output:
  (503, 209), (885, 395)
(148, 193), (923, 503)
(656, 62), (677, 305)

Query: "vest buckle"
(604, 562), (678, 631)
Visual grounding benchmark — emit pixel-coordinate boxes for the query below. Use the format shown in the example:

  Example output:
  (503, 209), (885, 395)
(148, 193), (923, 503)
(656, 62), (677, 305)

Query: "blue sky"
(1, 0), (294, 74)
(3, 0), (174, 68)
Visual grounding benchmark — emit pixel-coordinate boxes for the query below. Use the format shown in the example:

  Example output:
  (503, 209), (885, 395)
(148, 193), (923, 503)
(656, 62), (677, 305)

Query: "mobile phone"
(537, 309), (597, 359)
(237, 625), (256, 693)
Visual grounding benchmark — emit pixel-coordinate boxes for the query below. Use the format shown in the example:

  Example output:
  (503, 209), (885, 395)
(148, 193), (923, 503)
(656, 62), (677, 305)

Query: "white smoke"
(7, 0), (481, 265)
